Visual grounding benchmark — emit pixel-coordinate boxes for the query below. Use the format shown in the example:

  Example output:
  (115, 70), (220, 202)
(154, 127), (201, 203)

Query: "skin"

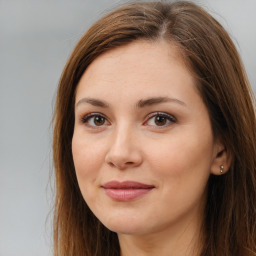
(72, 40), (229, 256)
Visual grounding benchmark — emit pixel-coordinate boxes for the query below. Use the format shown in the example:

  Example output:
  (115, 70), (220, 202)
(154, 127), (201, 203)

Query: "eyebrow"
(76, 98), (109, 108)
(76, 96), (186, 108)
(136, 97), (186, 108)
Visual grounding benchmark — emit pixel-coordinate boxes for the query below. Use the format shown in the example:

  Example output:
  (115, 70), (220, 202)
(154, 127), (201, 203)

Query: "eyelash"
(80, 112), (176, 128)
(81, 113), (109, 128)
(145, 112), (177, 127)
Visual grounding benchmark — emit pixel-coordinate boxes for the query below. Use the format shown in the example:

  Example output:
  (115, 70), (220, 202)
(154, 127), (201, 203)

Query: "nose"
(105, 125), (143, 170)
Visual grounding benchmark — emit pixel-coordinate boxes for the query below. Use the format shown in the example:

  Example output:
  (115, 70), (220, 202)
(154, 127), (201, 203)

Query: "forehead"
(75, 39), (198, 104)
(83, 39), (186, 75)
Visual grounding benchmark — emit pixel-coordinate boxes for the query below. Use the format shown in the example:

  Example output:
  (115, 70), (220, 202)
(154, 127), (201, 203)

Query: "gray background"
(0, 0), (255, 255)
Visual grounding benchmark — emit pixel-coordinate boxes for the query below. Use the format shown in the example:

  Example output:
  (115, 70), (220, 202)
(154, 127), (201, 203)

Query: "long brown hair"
(53, 1), (256, 255)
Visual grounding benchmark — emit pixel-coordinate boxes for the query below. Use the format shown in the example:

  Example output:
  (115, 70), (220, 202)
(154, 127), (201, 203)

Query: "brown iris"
(155, 115), (167, 126)
(94, 116), (105, 126)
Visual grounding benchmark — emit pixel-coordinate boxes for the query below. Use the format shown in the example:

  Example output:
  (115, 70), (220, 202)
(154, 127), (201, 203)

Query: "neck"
(118, 212), (204, 256)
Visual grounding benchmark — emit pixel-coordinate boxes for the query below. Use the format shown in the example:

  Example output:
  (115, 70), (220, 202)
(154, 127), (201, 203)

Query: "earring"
(220, 165), (224, 174)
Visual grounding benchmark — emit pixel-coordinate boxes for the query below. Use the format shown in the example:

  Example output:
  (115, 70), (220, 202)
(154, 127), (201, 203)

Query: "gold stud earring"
(220, 165), (224, 174)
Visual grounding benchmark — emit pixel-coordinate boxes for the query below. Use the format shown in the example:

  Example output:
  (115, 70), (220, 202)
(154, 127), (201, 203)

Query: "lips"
(101, 181), (155, 201)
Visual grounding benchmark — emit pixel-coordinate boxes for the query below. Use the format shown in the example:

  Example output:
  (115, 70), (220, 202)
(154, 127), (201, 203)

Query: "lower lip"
(103, 188), (153, 201)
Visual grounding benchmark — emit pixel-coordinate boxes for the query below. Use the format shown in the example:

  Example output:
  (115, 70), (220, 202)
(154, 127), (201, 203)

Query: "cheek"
(144, 128), (214, 181)
(72, 136), (106, 211)
(72, 135), (105, 187)
(144, 132), (213, 215)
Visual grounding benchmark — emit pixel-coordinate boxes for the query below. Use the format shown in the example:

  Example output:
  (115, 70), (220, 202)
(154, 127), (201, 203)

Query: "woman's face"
(72, 40), (221, 236)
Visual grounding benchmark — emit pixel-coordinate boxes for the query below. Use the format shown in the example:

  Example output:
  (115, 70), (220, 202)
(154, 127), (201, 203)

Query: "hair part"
(53, 1), (256, 255)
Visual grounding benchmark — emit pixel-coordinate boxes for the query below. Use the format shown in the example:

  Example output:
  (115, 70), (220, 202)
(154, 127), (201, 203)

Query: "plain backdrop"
(0, 0), (255, 255)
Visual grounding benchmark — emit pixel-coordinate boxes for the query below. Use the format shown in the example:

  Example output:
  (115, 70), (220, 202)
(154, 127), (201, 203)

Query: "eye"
(81, 113), (109, 127)
(145, 112), (176, 127)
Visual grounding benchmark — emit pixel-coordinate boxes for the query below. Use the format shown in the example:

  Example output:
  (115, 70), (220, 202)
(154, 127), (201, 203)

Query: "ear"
(210, 139), (232, 175)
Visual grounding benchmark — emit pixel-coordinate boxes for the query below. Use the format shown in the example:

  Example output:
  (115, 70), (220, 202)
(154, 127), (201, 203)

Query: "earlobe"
(210, 141), (232, 175)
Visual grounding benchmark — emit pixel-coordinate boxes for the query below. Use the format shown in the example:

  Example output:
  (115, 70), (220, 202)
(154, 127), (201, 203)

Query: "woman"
(53, 1), (256, 256)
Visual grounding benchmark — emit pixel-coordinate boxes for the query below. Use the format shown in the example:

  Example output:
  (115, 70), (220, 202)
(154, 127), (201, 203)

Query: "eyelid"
(81, 112), (110, 128)
(144, 112), (177, 127)
(79, 111), (176, 129)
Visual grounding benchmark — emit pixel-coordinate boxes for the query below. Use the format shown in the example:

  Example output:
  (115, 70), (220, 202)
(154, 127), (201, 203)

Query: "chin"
(98, 213), (148, 235)
(106, 223), (145, 235)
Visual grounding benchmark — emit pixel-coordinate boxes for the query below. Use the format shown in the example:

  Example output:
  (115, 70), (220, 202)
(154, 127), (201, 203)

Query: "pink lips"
(102, 181), (155, 201)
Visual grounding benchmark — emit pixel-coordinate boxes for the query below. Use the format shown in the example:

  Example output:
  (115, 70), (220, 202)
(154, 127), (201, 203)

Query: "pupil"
(155, 116), (166, 126)
(94, 116), (104, 126)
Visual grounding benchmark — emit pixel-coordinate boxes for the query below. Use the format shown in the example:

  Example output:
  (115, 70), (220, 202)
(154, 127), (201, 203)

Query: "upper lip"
(102, 180), (155, 189)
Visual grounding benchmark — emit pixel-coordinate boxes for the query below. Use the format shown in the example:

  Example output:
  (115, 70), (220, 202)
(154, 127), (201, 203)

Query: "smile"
(101, 181), (155, 201)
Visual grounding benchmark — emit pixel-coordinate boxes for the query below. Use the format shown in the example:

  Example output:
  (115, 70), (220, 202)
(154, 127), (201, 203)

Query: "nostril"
(105, 149), (143, 169)
(109, 162), (115, 167)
